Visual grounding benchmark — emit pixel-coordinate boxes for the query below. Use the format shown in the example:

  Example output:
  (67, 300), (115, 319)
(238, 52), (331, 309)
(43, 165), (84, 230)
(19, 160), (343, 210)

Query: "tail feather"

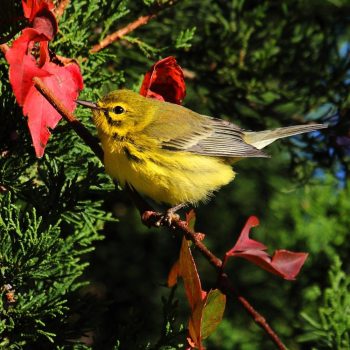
(244, 124), (327, 150)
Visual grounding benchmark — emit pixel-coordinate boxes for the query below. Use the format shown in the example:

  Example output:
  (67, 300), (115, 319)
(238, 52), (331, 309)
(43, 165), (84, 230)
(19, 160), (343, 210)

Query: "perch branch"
(33, 77), (103, 162)
(33, 80), (286, 350)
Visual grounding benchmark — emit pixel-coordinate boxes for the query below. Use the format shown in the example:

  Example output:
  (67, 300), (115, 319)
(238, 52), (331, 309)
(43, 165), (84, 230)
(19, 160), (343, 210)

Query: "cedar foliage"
(1, 0), (350, 349)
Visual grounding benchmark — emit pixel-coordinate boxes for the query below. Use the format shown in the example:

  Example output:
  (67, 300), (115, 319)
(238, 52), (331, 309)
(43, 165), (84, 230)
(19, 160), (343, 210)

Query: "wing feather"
(142, 102), (267, 158)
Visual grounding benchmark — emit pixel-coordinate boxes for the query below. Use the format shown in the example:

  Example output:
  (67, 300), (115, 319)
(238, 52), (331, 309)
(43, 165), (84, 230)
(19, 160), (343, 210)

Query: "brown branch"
(0, 44), (10, 55)
(32, 77), (286, 349)
(219, 273), (287, 350)
(90, 1), (178, 54)
(141, 211), (287, 350)
(32, 77), (103, 162)
(237, 295), (286, 350)
(54, 0), (70, 19)
(90, 13), (157, 54)
(142, 211), (223, 270)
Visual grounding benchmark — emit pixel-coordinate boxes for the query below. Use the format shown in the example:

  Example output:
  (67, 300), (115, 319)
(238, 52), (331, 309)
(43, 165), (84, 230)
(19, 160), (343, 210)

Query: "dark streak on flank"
(123, 146), (144, 163)
(148, 157), (163, 166)
(113, 133), (125, 141)
(105, 110), (122, 127)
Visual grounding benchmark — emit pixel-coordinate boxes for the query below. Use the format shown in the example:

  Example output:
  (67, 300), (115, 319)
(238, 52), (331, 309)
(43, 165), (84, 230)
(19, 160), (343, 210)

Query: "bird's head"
(76, 89), (156, 138)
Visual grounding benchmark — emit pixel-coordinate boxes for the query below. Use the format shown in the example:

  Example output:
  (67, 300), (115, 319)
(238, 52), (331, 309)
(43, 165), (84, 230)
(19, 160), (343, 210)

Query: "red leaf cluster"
(167, 214), (308, 348)
(6, 0), (83, 157)
(225, 216), (308, 280)
(139, 56), (186, 104)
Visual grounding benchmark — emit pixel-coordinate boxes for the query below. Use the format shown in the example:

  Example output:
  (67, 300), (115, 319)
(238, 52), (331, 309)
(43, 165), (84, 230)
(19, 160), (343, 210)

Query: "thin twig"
(33, 79), (287, 350)
(90, 14), (157, 54)
(219, 273), (287, 350)
(237, 295), (286, 350)
(54, 0), (70, 19)
(90, 1), (178, 53)
(33, 77), (103, 162)
(0, 43), (9, 55)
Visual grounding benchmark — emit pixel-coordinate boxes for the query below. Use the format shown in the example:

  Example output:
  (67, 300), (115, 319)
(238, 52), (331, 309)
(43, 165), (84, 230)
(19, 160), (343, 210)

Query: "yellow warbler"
(77, 90), (326, 207)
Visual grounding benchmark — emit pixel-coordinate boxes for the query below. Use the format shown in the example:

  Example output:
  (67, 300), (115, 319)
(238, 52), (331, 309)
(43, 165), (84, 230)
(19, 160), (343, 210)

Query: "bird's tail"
(244, 124), (327, 150)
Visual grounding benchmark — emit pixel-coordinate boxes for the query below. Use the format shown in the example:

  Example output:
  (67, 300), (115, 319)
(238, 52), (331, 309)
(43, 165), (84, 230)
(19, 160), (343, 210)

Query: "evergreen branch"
(90, 14), (157, 54)
(141, 211), (287, 350)
(32, 77), (104, 162)
(90, 1), (178, 53)
(54, 0), (71, 19)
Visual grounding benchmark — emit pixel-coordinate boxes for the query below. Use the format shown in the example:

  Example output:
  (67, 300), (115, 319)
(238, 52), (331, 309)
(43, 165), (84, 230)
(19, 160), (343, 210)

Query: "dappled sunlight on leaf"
(5, 0), (83, 157)
(200, 289), (226, 340)
(179, 237), (205, 311)
(175, 238), (226, 349)
(139, 56), (186, 104)
(225, 216), (308, 280)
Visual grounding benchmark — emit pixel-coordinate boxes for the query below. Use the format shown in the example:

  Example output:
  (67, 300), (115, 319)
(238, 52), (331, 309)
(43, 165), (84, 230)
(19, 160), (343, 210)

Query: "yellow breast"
(100, 133), (235, 206)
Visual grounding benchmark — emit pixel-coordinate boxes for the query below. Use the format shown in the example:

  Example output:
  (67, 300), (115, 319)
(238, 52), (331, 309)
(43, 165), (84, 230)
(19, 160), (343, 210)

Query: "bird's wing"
(142, 103), (267, 158)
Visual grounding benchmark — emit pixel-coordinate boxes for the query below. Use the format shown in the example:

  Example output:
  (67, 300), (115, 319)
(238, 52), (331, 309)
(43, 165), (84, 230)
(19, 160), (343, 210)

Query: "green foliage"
(1, 0), (350, 349)
(0, 2), (25, 44)
(299, 256), (350, 349)
(262, 176), (350, 257)
(145, 287), (186, 350)
(175, 28), (196, 50)
(0, 194), (101, 348)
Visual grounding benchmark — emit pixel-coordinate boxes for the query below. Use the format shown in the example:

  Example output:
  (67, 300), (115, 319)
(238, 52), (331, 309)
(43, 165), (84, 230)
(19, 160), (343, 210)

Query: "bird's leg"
(155, 203), (187, 227)
(125, 182), (187, 227)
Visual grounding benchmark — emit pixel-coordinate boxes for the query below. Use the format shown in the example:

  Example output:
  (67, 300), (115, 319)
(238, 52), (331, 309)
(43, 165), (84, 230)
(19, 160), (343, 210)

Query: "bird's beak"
(75, 99), (100, 109)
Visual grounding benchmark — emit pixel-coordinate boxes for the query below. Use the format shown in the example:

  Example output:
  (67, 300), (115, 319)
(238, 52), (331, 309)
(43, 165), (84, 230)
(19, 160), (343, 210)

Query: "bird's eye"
(113, 105), (125, 114)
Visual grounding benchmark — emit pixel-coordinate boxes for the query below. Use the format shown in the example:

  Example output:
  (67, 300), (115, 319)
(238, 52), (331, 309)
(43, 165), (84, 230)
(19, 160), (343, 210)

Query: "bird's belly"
(103, 146), (235, 206)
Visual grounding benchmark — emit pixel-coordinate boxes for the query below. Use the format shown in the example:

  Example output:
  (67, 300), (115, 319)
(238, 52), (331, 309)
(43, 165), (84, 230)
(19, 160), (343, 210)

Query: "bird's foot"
(154, 203), (187, 227)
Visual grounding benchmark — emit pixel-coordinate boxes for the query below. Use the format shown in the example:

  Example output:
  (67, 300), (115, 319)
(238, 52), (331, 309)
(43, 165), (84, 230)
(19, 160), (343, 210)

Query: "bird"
(76, 89), (326, 214)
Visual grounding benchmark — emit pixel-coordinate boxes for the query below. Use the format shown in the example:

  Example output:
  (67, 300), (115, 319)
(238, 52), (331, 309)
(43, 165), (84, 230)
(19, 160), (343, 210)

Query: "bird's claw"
(155, 210), (180, 227)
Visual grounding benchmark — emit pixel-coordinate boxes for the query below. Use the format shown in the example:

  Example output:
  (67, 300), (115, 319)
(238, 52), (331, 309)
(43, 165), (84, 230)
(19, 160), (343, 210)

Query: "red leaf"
(232, 249), (308, 280)
(226, 216), (266, 253)
(179, 237), (206, 311)
(270, 250), (309, 280)
(6, 23), (83, 158)
(188, 301), (205, 350)
(32, 5), (58, 39)
(167, 260), (180, 288)
(225, 216), (308, 280)
(139, 56), (186, 104)
(23, 62), (83, 157)
(22, 0), (39, 20)
(6, 29), (51, 105)
(22, 0), (54, 21)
